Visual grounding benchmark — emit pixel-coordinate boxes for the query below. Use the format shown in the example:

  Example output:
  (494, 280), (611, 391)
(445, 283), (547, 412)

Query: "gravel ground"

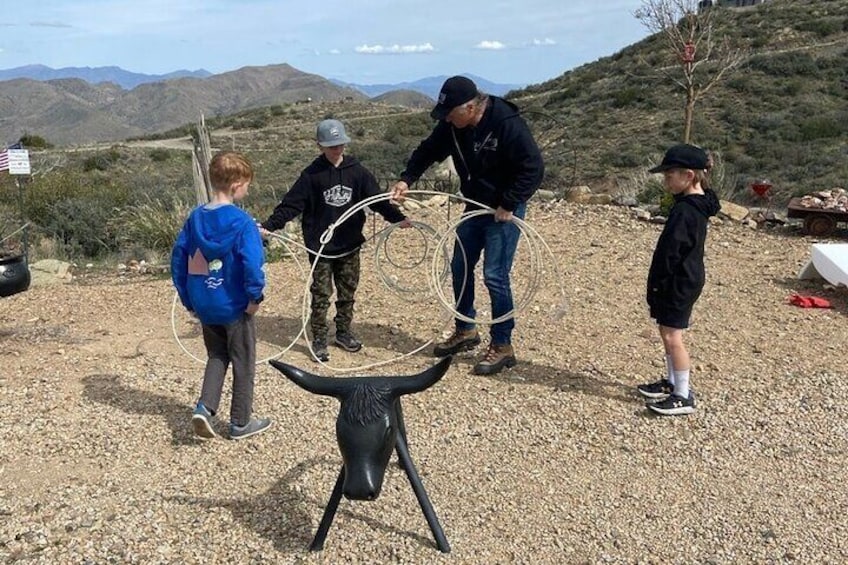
(1, 202), (847, 564)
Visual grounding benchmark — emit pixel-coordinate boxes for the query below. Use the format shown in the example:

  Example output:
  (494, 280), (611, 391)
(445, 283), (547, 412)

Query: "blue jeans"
(450, 203), (525, 345)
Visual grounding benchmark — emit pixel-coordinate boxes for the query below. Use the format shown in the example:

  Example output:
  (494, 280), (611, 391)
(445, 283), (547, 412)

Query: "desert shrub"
(18, 134), (53, 149)
(795, 17), (843, 37)
(609, 87), (648, 109)
(748, 52), (820, 77)
(799, 115), (844, 141)
(46, 197), (118, 257)
(82, 148), (123, 172)
(23, 170), (132, 258)
(636, 176), (666, 208)
(148, 148), (171, 162)
(600, 149), (641, 169)
(546, 88), (579, 105)
(113, 194), (192, 254)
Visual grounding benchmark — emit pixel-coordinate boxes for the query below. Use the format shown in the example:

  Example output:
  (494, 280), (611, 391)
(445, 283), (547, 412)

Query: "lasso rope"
(171, 190), (568, 372)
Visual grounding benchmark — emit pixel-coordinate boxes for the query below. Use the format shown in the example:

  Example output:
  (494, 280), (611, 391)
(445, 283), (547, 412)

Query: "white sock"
(665, 355), (675, 385)
(673, 369), (690, 398)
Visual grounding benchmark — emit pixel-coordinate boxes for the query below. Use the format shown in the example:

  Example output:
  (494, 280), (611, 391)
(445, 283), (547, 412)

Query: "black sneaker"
(312, 338), (329, 362)
(647, 392), (696, 416)
(637, 378), (673, 399)
(334, 331), (362, 352)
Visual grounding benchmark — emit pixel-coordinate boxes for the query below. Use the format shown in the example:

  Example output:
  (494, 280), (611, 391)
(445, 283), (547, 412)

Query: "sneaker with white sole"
(637, 378), (673, 400)
(229, 417), (272, 440)
(191, 402), (217, 439)
(647, 392), (696, 416)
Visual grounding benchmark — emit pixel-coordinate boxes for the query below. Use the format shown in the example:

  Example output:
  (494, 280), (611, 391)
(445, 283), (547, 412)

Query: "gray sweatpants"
(199, 314), (256, 427)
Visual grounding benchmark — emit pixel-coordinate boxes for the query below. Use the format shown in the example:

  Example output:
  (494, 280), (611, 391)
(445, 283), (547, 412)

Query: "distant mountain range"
(0, 64), (213, 90)
(0, 64), (521, 146)
(0, 65), (521, 101)
(0, 64), (368, 146)
(331, 74), (525, 99)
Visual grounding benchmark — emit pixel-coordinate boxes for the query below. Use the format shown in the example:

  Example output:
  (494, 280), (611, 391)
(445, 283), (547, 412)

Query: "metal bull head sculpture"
(269, 356), (452, 553)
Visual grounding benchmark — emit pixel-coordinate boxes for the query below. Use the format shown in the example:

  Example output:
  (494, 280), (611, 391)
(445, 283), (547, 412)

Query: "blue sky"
(0, 0), (649, 86)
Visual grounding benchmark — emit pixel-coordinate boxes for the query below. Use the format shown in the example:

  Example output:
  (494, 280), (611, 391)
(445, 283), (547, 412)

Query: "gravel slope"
(1, 202), (846, 564)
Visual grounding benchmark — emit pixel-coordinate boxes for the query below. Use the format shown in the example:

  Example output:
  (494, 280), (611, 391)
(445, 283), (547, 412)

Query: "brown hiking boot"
(433, 328), (481, 357)
(473, 344), (517, 375)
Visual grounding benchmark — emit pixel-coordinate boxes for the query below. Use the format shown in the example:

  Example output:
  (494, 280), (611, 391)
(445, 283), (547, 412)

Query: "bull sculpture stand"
(270, 356), (452, 553)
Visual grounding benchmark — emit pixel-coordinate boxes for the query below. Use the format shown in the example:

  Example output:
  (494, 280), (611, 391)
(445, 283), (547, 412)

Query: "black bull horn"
(270, 356), (451, 501)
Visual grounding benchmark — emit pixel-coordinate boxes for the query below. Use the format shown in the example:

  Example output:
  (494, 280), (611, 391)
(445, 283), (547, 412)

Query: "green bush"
(82, 148), (123, 172)
(609, 87), (648, 109)
(748, 52), (820, 77)
(47, 197), (118, 257)
(799, 116), (843, 141)
(148, 148), (171, 162)
(18, 134), (53, 149)
(795, 18), (843, 37)
(113, 194), (192, 254)
(23, 170), (133, 258)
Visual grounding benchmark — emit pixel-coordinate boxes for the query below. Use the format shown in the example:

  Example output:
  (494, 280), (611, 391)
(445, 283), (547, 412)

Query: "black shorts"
(650, 304), (692, 329)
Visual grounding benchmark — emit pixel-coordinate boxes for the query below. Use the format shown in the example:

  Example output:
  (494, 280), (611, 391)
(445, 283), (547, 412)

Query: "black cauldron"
(0, 254), (31, 297)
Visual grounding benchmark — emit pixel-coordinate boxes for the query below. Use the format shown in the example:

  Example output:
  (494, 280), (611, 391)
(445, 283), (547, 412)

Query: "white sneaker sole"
(191, 414), (217, 439)
(647, 404), (695, 416)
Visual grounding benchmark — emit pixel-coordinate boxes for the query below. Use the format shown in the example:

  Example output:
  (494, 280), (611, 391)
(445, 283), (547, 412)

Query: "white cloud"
(532, 38), (557, 46)
(475, 40), (506, 50)
(354, 43), (435, 55)
(328, 48), (341, 55)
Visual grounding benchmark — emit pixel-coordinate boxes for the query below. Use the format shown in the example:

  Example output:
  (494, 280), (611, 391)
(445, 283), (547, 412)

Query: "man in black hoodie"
(391, 76), (544, 375)
(260, 119), (409, 362)
(638, 144), (721, 415)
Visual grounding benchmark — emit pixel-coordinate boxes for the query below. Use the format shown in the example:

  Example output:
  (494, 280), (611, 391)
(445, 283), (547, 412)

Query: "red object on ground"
(751, 182), (772, 197)
(788, 293), (832, 308)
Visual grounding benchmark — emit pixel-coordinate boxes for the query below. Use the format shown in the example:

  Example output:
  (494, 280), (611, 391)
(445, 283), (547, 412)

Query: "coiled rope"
(171, 189), (568, 372)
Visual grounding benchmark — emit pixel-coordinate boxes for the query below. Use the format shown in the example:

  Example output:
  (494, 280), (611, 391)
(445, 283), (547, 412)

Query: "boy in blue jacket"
(172, 151), (271, 439)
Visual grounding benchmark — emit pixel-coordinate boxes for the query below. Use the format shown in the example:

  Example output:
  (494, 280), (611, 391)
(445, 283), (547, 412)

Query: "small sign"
(7, 149), (30, 175)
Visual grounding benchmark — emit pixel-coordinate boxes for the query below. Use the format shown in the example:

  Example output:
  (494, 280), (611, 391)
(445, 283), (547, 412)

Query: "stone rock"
(535, 189), (556, 201)
(719, 200), (750, 222)
(566, 186), (592, 204)
(612, 195), (639, 207)
(29, 259), (74, 287)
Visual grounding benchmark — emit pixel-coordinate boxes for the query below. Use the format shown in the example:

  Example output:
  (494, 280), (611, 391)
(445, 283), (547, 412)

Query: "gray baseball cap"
(316, 119), (351, 147)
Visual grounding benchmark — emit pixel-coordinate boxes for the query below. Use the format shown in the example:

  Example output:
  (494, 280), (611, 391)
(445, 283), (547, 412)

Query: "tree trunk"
(683, 87), (696, 144)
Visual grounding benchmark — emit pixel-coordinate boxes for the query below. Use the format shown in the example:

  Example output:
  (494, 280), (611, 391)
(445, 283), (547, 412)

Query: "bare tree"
(635, 0), (746, 143)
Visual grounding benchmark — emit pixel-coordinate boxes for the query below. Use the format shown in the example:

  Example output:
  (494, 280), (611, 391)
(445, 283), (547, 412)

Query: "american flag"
(0, 142), (23, 172)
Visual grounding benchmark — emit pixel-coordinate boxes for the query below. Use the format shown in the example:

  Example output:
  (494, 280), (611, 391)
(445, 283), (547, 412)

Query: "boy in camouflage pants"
(260, 119), (409, 361)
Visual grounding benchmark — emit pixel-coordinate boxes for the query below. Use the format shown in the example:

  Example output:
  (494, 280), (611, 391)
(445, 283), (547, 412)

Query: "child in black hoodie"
(638, 144), (721, 415)
(259, 119), (409, 362)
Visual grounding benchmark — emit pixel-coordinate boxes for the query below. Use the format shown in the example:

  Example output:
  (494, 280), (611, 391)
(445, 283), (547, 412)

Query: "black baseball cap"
(430, 76), (478, 120)
(649, 144), (709, 173)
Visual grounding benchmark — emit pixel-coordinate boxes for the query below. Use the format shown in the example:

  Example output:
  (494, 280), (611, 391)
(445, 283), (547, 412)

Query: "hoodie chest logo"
(324, 184), (353, 207)
(474, 136), (498, 153)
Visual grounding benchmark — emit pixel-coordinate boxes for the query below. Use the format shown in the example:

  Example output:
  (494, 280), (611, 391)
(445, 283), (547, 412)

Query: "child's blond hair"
(209, 151), (254, 193)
